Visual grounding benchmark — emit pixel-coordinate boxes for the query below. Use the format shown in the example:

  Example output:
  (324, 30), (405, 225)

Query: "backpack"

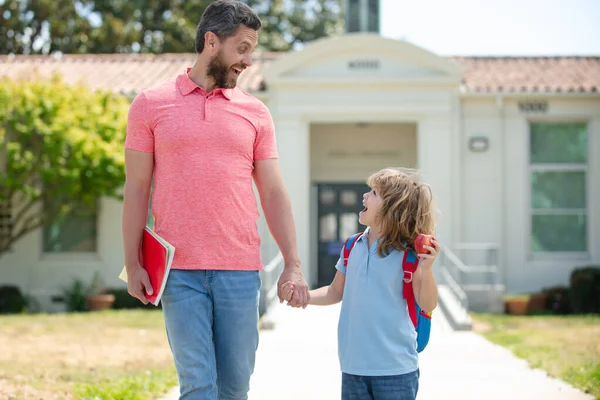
(343, 232), (432, 352)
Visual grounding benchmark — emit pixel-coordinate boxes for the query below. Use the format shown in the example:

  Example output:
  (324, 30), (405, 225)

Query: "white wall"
(462, 95), (600, 294)
(310, 122), (417, 182)
(504, 97), (600, 294)
(268, 83), (458, 287)
(0, 197), (126, 312)
(460, 98), (504, 246)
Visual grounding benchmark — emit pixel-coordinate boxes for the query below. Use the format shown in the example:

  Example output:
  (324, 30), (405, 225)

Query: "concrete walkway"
(160, 303), (593, 400)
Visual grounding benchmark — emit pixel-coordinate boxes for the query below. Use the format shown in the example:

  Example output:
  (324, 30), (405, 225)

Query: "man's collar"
(177, 67), (234, 100)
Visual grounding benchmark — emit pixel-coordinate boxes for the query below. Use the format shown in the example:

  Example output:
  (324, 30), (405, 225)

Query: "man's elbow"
(260, 185), (289, 206)
(123, 180), (151, 208)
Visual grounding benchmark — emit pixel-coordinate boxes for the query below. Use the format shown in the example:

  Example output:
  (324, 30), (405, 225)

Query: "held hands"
(277, 264), (309, 308)
(416, 237), (440, 269)
(127, 264), (154, 305)
(281, 281), (295, 303)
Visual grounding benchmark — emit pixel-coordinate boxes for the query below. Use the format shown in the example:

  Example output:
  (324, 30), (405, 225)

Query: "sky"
(379, 0), (600, 56)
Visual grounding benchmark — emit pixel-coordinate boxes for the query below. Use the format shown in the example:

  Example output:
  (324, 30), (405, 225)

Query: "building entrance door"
(316, 183), (369, 287)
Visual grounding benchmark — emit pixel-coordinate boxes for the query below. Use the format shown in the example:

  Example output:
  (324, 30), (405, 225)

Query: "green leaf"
(0, 75), (129, 252)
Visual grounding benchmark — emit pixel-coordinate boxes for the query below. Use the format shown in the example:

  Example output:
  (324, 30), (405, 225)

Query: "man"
(121, 1), (310, 399)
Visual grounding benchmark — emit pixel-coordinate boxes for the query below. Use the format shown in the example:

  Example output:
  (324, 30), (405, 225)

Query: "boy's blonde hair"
(366, 167), (436, 257)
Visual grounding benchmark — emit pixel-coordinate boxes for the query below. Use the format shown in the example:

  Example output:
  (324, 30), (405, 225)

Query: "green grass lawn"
(472, 313), (600, 399)
(0, 310), (177, 400)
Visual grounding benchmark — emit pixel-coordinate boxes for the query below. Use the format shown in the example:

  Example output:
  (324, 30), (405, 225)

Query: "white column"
(274, 115), (312, 283)
(417, 116), (454, 246)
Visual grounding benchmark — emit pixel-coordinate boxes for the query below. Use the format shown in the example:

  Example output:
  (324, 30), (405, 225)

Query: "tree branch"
(9, 214), (46, 248)
(10, 196), (41, 232)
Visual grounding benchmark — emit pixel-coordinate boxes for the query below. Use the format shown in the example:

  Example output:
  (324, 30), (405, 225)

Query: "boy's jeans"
(342, 370), (420, 400)
(161, 269), (261, 400)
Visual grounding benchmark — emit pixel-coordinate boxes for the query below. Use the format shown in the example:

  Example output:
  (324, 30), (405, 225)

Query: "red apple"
(414, 234), (433, 254)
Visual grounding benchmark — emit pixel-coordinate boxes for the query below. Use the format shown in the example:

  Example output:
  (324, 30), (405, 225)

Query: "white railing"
(451, 243), (501, 289)
(438, 246), (470, 311)
(438, 243), (503, 314)
(259, 252), (283, 316)
(256, 209), (284, 316)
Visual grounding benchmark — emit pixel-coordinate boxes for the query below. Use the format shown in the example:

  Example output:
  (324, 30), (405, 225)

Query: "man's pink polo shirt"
(125, 68), (278, 271)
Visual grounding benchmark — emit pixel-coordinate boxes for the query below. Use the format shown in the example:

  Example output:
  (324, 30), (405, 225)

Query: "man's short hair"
(195, 0), (262, 53)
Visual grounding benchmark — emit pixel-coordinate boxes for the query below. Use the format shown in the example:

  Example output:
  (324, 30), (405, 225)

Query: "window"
(346, 0), (361, 33)
(367, 0), (380, 33)
(530, 122), (587, 253)
(43, 199), (98, 253)
(345, 0), (379, 33)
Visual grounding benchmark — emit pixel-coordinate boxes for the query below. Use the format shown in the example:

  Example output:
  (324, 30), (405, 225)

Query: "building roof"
(1, 52), (598, 96)
(451, 56), (600, 94)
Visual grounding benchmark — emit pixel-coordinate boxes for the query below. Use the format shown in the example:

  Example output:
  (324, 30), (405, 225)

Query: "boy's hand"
(417, 237), (440, 270)
(281, 281), (295, 302)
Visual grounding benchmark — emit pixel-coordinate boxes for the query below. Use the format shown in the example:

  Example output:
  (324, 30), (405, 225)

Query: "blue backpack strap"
(343, 232), (364, 267)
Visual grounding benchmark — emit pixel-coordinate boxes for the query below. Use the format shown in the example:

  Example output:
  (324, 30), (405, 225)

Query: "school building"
(0, 32), (598, 320)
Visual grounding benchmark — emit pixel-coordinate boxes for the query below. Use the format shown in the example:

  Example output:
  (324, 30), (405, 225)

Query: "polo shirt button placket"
(205, 95), (210, 121)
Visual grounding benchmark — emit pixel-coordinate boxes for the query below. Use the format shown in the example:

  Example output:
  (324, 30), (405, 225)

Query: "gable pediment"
(263, 33), (463, 84)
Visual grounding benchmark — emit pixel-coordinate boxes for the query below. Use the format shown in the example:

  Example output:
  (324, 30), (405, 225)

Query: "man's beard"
(207, 52), (240, 89)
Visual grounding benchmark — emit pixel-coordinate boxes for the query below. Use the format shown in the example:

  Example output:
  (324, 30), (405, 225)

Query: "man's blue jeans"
(342, 370), (420, 400)
(161, 269), (261, 400)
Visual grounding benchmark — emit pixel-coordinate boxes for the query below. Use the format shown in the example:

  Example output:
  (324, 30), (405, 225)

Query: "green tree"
(254, 0), (343, 52)
(0, 0), (95, 54)
(0, 0), (343, 54)
(0, 75), (129, 255)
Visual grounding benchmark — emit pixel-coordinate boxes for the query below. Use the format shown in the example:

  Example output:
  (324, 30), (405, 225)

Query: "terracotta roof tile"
(1, 53), (599, 95)
(450, 56), (600, 94)
(0, 53), (276, 96)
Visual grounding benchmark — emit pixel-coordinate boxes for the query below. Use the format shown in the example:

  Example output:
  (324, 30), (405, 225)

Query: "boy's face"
(359, 187), (383, 227)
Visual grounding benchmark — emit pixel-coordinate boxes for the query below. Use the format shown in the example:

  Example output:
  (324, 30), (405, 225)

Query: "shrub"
(61, 279), (88, 312)
(0, 285), (27, 314)
(542, 286), (571, 314)
(569, 266), (600, 314)
(107, 288), (159, 310)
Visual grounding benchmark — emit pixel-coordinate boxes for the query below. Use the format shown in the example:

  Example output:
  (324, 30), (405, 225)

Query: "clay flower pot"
(528, 293), (548, 313)
(86, 294), (115, 311)
(505, 296), (530, 315)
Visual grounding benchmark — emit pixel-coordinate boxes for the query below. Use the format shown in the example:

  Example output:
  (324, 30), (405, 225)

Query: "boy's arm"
(413, 266), (438, 313)
(413, 238), (440, 313)
(308, 271), (346, 306)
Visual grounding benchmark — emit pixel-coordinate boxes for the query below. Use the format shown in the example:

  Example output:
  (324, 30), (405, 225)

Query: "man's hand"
(127, 264), (154, 304)
(277, 265), (309, 308)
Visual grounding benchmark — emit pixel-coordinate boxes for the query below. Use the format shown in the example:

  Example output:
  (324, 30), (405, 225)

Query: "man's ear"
(204, 31), (219, 52)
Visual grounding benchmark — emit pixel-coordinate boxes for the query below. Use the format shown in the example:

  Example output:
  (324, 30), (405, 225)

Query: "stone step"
(438, 284), (472, 331)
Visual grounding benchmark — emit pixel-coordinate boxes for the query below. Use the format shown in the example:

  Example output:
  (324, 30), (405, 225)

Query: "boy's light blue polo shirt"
(335, 228), (419, 376)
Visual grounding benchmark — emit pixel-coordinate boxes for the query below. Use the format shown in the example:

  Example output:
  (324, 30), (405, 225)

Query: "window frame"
(527, 120), (590, 260)
(40, 198), (100, 258)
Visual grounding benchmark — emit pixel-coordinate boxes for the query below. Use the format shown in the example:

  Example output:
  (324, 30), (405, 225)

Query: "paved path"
(160, 303), (593, 400)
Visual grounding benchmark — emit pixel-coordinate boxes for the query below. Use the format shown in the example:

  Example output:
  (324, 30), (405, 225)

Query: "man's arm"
(253, 158), (309, 308)
(122, 149), (154, 304)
